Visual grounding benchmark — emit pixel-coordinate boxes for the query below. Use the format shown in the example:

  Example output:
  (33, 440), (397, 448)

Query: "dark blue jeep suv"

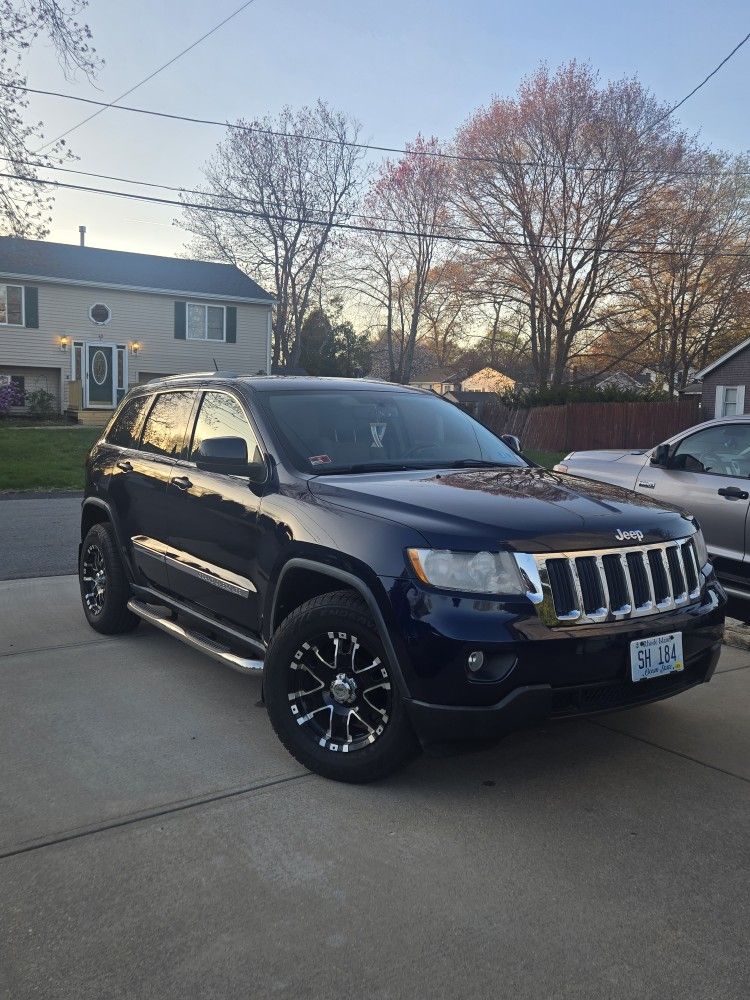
(79, 375), (725, 781)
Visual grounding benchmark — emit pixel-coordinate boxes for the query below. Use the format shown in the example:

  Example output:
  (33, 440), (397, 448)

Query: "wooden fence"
(462, 397), (702, 452)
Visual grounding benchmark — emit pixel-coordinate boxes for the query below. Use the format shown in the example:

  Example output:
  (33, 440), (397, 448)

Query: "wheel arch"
(269, 558), (410, 696)
(80, 498), (133, 578)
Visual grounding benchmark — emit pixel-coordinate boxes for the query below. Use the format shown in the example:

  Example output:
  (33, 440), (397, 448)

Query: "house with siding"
(0, 236), (273, 422)
(692, 338), (750, 419)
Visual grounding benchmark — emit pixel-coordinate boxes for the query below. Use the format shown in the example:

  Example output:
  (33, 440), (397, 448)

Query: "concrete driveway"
(1, 574), (749, 1000)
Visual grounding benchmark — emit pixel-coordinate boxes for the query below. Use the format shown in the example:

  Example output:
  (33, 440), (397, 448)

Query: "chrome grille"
(518, 537), (702, 626)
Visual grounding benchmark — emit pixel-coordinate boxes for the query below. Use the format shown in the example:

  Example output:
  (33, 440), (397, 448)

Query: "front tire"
(264, 591), (419, 782)
(79, 523), (139, 634)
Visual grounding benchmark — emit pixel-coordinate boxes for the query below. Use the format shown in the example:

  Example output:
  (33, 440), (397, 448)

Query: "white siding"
(0, 278), (271, 411)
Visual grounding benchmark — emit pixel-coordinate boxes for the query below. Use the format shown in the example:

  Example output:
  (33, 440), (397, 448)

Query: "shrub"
(0, 382), (23, 416)
(26, 388), (56, 417)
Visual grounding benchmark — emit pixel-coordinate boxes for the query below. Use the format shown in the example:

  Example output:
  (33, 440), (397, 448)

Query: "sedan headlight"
(693, 528), (710, 568)
(407, 548), (525, 595)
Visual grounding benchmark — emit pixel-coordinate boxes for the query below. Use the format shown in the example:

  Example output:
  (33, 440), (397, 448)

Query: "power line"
(4, 169), (750, 259)
(6, 81), (749, 179)
(648, 29), (750, 130)
(7, 154), (748, 255)
(35, 0), (262, 153)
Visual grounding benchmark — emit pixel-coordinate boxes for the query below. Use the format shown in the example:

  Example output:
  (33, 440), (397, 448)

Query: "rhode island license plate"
(630, 631), (684, 683)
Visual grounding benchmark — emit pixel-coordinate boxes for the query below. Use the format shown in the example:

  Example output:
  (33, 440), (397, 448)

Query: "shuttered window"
(0, 285), (23, 325)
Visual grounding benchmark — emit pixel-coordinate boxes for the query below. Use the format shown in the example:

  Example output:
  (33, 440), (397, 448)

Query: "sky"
(20, 0), (750, 257)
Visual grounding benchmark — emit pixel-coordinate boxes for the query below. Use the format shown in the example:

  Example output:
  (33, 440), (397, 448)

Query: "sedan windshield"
(257, 388), (528, 474)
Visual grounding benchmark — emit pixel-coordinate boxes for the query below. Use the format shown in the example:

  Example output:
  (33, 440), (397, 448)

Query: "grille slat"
(575, 556), (605, 614)
(537, 536), (703, 626)
(546, 558), (579, 618)
(647, 549), (670, 604)
(666, 545), (686, 599)
(602, 554), (629, 611)
(626, 551), (651, 608)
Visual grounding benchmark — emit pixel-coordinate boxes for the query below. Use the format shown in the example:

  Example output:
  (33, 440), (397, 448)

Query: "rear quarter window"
(106, 395), (149, 448)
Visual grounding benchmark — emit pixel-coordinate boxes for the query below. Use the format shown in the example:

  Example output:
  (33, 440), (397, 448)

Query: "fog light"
(467, 651), (484, 672)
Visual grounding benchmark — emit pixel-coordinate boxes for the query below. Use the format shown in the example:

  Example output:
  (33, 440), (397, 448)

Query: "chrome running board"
(127, 600), (264, 674)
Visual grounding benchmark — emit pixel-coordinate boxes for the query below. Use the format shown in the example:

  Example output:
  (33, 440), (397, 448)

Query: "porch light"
(59, 336), (69, 352)
(130, 341), (141, 355)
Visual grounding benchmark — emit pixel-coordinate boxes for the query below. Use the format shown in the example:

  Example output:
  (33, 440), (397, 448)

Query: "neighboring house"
(460, 367), (516, 394)
(0, 236), (273, 422)
(594, 368), (671, 394)
(692, 337), (750, 419)
(409, 368), (456, 395)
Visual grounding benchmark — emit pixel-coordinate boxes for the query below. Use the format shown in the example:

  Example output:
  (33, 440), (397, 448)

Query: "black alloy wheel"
(78, 522), (140, 634)
(288, 628), (393, 753)
(264, 591), (419, 782)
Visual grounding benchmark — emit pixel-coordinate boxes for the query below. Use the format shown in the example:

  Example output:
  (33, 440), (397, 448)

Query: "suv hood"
(308, 466), (692, 553)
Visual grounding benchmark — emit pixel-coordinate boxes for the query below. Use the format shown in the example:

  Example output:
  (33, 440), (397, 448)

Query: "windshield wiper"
(314, 462), (425, 475)
(446, 459), (517, 469)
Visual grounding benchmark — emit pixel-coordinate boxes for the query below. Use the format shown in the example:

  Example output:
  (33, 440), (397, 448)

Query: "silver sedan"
(554, 416), (750, 618)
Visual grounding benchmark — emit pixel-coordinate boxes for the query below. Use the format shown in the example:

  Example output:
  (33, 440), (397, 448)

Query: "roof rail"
(143, 370), (239, 384)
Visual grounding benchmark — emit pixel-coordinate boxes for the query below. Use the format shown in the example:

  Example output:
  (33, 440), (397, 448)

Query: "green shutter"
(226, 306), (237, 343)
(24, 286), (39, 328)
(174, 301), (186, 339)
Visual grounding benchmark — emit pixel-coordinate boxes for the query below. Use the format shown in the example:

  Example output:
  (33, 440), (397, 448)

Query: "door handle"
(172, 476), (193, 491)
(717, 486), (749, 500)
(116, 460), (133, 473)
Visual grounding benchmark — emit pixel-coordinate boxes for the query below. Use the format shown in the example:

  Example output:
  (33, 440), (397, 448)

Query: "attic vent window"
(89, 303), (111, 326)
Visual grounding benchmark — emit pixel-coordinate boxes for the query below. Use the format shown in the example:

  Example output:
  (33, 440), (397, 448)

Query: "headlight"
(406, 548), (525, 595)
(693, 528), (709, 568)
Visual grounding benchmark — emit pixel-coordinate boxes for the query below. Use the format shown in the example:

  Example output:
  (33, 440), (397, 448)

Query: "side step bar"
(127, 600), (264, 674)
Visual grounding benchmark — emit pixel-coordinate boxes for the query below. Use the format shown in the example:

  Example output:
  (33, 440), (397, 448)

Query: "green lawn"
(0, 426), (100, 491)
(527, 449), (566, 469)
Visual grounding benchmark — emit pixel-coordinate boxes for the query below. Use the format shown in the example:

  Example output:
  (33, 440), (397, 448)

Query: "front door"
(85, 342), (115, 408)
(636, 422), (750, 580)
(165, 389), (265, 634)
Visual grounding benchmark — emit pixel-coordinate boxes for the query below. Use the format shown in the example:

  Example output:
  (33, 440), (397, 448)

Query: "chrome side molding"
(127, 600), (264, 674)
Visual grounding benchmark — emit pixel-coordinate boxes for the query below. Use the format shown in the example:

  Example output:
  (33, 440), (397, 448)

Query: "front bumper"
(387, 577), (725, 746)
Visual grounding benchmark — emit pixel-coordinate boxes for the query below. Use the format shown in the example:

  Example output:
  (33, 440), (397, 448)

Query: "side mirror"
(651, 443), (671, 467)
(501, 434), (522, 453)
(194, 436), (267, 482)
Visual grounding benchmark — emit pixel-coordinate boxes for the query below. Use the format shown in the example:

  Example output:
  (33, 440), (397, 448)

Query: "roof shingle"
(0, 237), (273, 302)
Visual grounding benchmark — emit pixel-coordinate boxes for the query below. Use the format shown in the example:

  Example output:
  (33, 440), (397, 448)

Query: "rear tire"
(264, 591), (419, 782)
(79, 523), (139, 635)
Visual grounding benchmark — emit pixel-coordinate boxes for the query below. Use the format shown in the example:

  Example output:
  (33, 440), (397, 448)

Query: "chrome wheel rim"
(82, 543), (107, 615)
(288, 630), (392, 752)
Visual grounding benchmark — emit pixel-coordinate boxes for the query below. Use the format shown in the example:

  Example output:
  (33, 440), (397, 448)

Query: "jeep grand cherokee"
(78, 375), (726, 782)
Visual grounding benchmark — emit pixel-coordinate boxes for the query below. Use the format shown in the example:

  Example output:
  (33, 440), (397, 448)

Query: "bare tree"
(349, 136), (454, 383)
(180, 102), (365, 368)
(0, 1), (100, 236)
(453, 62), (686, 387)
(626, 152), (750, 392)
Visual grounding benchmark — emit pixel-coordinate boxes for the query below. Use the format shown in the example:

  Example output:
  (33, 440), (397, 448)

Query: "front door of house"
(85, 342), (116, 408)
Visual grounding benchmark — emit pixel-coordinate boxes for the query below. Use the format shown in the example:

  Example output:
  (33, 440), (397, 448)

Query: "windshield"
(257, 388), (528, 474)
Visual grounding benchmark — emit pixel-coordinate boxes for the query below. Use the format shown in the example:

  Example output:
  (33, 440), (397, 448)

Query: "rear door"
(164, 389), (265, 633)
(109, 390), (198, 590)
(636, 423), (750, 579)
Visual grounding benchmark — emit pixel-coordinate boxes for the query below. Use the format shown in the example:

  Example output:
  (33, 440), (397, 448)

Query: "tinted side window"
(140, 392), (195, 458)
(107, 395), (149, 448)
(190, 391), (259, 461)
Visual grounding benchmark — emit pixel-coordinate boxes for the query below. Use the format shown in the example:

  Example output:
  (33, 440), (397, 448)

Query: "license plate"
(630, 631), (684, 683)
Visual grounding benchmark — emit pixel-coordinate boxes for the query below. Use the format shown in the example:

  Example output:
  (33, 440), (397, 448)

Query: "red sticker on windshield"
(309, 454), (332, 465)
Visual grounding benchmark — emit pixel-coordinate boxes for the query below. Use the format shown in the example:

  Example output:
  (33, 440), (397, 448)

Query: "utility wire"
(5, 81), (749, 178)
(4, 170), (750, 258)
(647, 29), (750, 130)
(35, 0), (261, 153)
(5, 155), (746, 256)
